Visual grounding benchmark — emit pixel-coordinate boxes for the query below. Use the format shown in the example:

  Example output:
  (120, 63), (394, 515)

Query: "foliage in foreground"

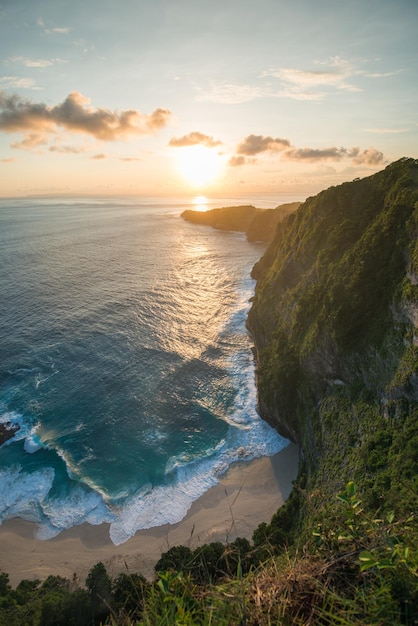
(1, 482), (418, 625)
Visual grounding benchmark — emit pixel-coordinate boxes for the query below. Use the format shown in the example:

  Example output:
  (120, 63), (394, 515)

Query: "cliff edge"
(247, 157), (418, 512)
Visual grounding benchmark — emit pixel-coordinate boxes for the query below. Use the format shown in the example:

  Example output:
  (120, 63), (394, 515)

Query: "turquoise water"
(0, 197), (288, 544)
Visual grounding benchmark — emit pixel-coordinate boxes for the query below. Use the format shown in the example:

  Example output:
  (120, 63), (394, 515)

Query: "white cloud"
(7, 56), (67, 68)
(194, 56), (402, 105)
(262, 56), (363, 100)
(0, 76), (40, 90)
(364, 70), (404, 78)
(261, 56), (405, 102)
(37, 17), (71, 35)
(195, 81), (269, 104)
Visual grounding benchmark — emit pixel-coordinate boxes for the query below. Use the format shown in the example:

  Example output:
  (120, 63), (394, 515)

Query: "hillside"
(181, 201), (300, 242)
(248, 157), (418, 512)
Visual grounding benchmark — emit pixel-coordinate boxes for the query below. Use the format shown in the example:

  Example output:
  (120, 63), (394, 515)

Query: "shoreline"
(0, 443), (298, 587)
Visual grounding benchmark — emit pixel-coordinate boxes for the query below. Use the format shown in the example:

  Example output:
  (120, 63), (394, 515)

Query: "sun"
(176, 145), (225, 188)
(192, 195), (209, 211)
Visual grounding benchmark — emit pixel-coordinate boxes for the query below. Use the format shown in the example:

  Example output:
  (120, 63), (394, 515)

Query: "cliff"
(247, 158), (418, 512)
(181, 202), (300, 242)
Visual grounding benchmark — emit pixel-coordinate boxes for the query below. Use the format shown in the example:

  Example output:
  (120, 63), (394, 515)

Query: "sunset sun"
(176, 145), (225, 188)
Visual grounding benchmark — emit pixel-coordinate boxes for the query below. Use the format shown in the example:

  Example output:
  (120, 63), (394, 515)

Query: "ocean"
(0, 195), (289, 545)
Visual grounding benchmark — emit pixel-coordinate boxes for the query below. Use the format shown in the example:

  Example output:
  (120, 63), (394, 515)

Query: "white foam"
(23, 423), (43, 453)
(108, 403), (287, 545)
(24, 434), (42, 453)
(0, 411), (33, 446)
(0, 465), (55, 524)
(109, 468), (219, 545)
(34, 523), (63, 540)
(40, 484), (115, 532)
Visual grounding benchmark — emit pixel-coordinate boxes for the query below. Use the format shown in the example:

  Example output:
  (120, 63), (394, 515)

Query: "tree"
(85, 562), (112, 624)
(0, 573), (11, 597)
(112, 572), (147, 619)
(154, 545), (193, 574)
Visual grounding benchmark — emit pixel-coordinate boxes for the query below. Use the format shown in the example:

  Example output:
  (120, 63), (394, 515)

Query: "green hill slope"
(248, 157), (418, 513)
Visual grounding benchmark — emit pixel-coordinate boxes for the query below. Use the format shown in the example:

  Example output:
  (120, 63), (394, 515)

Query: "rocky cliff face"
(247, 158), (418, 508)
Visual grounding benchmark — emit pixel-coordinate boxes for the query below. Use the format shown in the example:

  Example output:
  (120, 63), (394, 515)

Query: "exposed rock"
(0, 421), (20, 446)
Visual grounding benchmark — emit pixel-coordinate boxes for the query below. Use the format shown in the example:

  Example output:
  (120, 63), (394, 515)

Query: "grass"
(101, 482), (418, 626)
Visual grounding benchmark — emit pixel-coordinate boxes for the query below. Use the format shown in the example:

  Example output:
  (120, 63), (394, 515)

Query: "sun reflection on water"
(192, 195), (209, 212)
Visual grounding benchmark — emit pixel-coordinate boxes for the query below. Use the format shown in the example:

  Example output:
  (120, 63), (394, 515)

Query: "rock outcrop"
(0, 421), (20, 446)
(181, 202), (300, 242)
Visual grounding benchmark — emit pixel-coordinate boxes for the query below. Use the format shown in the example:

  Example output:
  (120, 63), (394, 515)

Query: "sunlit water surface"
(0, 197), (288, 544)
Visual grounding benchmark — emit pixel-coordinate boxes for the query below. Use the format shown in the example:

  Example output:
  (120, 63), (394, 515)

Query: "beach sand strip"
(0, 442), (299, 587)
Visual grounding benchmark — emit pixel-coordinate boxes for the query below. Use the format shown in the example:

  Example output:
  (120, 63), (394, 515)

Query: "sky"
(0, 0), (417, 200)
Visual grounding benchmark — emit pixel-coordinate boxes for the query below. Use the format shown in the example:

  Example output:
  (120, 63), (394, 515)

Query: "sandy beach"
(0, 443), (298, 587)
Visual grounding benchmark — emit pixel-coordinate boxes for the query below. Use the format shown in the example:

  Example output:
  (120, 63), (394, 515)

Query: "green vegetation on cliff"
(248, 157), (418, 517)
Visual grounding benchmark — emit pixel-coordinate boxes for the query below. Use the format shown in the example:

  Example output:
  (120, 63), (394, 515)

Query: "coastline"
(0, 443), (298, 587)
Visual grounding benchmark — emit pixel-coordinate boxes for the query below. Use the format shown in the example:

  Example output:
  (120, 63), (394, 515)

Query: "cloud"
(230, 133), (385, 167)
(7, 56), (67, 68)
(364, 70), (404, 78)
(262, 57), (404, 101)
(261, 56), (404, 100)
(169, 131), (222, 148)
(49, 144), (86, 154)
(37, 17), (71, 35)
(91, 153), (107, 160)
(283, 147), (349, 162)
(195, 57), (403, 106)
(11, 133), (48, 150)
(0, 77), (40, 90)
(195, 82), (268, 104)
(262, 56), (364, 100)
(228, 155), (247, 167)
(349, 147), (385, 165)
(283, 146), (384, 165)
(0, 157), (15, 163)
(196, 58), (360, 104)
(0, 91), (172, 145)
(236, 134), (290, 156)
